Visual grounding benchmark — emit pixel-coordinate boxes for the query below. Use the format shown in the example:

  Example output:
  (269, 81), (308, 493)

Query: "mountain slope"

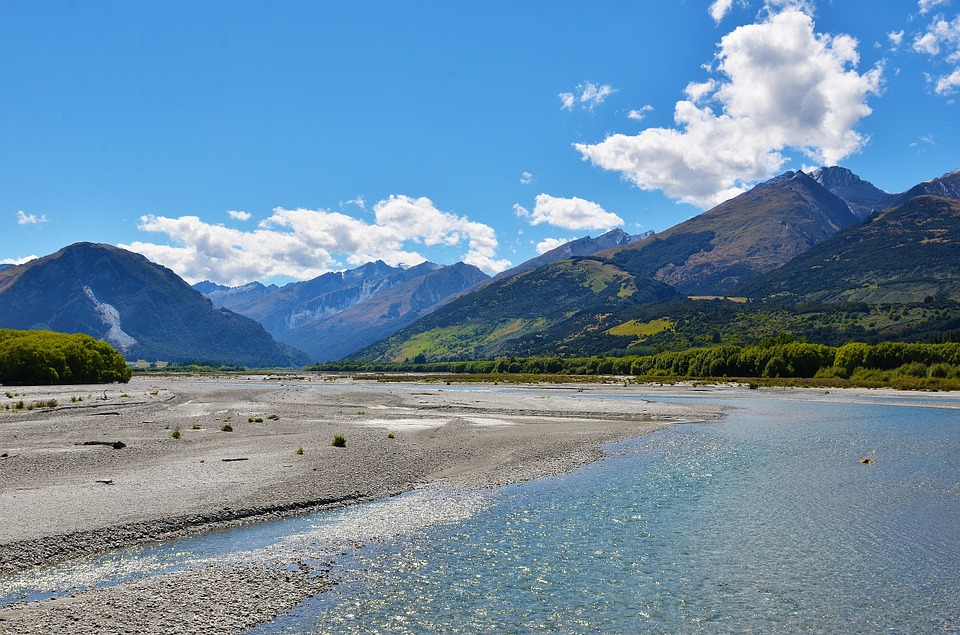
(492, 228), (649, 282)
(197, 260), (489, 361)
(737, 195), (960, 304)
(349, 258), (676, 362)
(809, 166), (895, 218)
(890, 169), (960, 208)
(0, 243), (307, 366)
(599, 171), (859, 295)
(283, 262), (489, 361)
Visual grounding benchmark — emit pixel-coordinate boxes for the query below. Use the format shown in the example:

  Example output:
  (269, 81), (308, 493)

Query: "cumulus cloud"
(559, 82), (617, 111)
(520, 171), (534, 184)
(935, 67), (960, 94)
(228, 210), (252, 221)
(709, 0), (735, 23)
(535, 237), (574, 254)
(575, 8), (882, 208)
(16, 211), (47, 225)
(1, 255), (38, 265)
(919, 0), (949, 15)
(519, 194), (623, 231)
(627, 105), (654, 121)
(911, 13), (960, 94)
(889, 30), (905, 49)
(122, 195), (510, 285)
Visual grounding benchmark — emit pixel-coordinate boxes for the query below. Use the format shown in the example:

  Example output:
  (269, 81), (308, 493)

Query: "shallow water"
(255, 391), (960, 634)
(4, 390), (959, 633)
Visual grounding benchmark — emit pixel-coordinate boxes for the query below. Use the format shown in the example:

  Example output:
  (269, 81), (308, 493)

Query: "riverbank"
(0, 375), (716, 633)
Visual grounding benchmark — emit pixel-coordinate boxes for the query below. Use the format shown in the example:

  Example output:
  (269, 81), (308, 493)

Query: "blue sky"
(2, 0), (959, 285)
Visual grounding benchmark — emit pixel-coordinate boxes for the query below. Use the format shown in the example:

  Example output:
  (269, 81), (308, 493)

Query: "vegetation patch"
(606, 318), (674, 343)
(0, 329), (131, 385)
(331, 435), (347, 448)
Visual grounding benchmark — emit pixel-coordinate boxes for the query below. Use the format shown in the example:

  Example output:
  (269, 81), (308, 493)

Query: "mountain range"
(348, 167), (960, 363)
(0, 243), (306, 367)
(195, 260), (488, 361)
(2, 166), (958, 367)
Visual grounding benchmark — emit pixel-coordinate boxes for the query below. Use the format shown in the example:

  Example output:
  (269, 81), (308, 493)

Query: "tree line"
(0, 329), (132, 385)
(314, 338), (960, 381)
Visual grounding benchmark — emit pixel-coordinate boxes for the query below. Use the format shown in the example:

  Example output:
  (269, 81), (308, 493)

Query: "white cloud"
(935, 66), (960, 94)
(559, 82), (617, 112)
(16, 211), (47, 225)
(919, 0), (949, 15)
(520, 171), (534, 184)
(709, 0), (735, 23)
(535, 237), (574, 254)
(888, 30), (905, 49)
(228, 210), (252, 221)
(914, 31), (942, 55)
(122, 195), (510, 285)
(342, 195), (366, 210)
(627, 105), (654, 121)
(575, 8), (882, 208)
(1, 255), (37, 265)
(522, 194), (623, 231)
(911, 14), (960, 94)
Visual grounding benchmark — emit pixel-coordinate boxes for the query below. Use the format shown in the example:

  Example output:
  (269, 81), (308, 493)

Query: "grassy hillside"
(349, 258), (676, 362)
(601, 171), (857, 294)
(738, 196), (960, 304)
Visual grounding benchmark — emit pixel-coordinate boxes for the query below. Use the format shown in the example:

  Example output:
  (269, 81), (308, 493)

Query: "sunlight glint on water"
(256, 393), (960, 634)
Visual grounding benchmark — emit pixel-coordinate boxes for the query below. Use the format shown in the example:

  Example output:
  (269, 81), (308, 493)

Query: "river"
(4, 388), (960, 633)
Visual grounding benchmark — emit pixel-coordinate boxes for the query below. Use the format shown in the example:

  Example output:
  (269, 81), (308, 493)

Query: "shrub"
(387, 432), (395, 439)
(331, 435), (347, 448)
(295, 447), (304, 455)
(221, 423), (234, 432)
(191, 424), (201, 430)
(171, 427), (181, 439)
(248, 417), (264, 423)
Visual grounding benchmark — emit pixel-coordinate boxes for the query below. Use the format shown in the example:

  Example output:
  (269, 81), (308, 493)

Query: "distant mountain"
(0, 243), (307, 367)
(737, 195), (960, 304)
(492, 228), (650, 282)
(599, 170), (859, 295)
(282, 262), (489, 361)
(809, 166), (895, 219)
(348, 258), (676, 363)
(890, 169), (960, 208)
(197, 260), (488, 361)
(0, 264), (13, 273)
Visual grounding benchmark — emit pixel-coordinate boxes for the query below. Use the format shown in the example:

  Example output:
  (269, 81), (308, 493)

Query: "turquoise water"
(4, 390), (959, 633)
(256, 392), (960, 634)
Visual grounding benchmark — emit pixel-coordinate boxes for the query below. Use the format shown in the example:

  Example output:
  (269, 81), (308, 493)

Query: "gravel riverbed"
(0, 374), (719, 633)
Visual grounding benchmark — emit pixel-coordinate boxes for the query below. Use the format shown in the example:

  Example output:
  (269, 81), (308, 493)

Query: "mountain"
(599, 170), (859, 295)
(737, 195), (960, 304)
(808, 166), (895, 219)
(196, 260), (489, 361)
(492, 228), (650, 282)
(282, 262), (489, 361)
(348, 258), (677, 363)
(0, 243), (307, 367)
(890, 169), (960, 208)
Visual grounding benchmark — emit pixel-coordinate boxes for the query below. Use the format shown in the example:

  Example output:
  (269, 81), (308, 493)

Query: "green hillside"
(738, 196), (960, 304)
(601, 171), (857, 294)
(349, 258), (676, 362)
